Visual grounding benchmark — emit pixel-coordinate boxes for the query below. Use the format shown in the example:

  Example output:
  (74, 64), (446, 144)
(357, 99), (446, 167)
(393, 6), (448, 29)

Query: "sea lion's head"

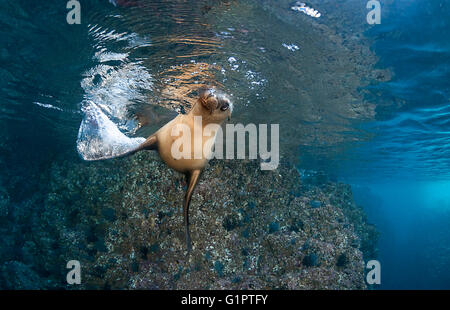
(198, 88), (233, 122)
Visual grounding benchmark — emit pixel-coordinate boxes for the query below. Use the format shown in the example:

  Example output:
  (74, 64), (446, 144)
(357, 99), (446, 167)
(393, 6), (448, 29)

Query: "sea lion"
(121, 88), (232, 251)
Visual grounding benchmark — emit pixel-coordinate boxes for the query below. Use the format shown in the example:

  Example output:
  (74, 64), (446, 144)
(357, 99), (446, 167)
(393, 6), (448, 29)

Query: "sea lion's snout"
(199, 88), (233, 119)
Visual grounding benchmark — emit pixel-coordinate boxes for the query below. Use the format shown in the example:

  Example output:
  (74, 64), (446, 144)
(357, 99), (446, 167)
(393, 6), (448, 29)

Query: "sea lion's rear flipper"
(183, 169), (201, 252)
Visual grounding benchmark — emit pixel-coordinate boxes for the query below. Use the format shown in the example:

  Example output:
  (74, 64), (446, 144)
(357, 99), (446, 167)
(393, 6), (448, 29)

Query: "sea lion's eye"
(220, 104), (229, 111)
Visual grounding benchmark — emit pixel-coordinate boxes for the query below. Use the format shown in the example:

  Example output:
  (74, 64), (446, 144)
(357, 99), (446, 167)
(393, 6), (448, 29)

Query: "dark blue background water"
(336, 0), (450, 289)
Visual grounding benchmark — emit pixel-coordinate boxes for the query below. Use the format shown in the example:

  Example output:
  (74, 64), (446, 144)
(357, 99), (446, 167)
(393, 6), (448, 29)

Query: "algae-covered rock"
(30, 152), (377, 290)
(0, 261), (43, 290)
(0, 187), (9, 218)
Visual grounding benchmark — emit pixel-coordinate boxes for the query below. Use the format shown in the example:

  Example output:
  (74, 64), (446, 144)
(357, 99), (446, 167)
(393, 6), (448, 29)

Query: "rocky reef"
(0, 152), (377, 289)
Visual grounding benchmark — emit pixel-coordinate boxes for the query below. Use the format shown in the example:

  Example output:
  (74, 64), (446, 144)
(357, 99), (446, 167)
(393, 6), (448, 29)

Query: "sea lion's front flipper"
(184, 169), (201, 252)
(115, 134), (158, 158)
(138, 134), (158, 151)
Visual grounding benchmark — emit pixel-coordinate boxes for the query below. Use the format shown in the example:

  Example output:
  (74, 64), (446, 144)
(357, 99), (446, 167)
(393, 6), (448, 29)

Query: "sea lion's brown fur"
(126, 88), (232, 251)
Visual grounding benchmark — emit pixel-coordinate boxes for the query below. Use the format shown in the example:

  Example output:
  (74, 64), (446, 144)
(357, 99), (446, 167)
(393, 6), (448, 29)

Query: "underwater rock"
(0, 187), (9, 218)
(302, 253), (319, 267)
(0, 261), (43, 290)
(289, 219), (304, 232)
(268, 222), (280, 234)
(29, 153), (377, 290)
(222, 213), (241, 231)
(336, 253), (349, 267)
(309, 200), (322, 208)
(102, 208), (117, 222)
(214, 261), (225, 277)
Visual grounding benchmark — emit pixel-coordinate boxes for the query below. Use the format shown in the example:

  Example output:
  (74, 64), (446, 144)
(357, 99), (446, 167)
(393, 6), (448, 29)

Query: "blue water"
(1, 0), (450, 289)
(336, 0), (450, 289)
